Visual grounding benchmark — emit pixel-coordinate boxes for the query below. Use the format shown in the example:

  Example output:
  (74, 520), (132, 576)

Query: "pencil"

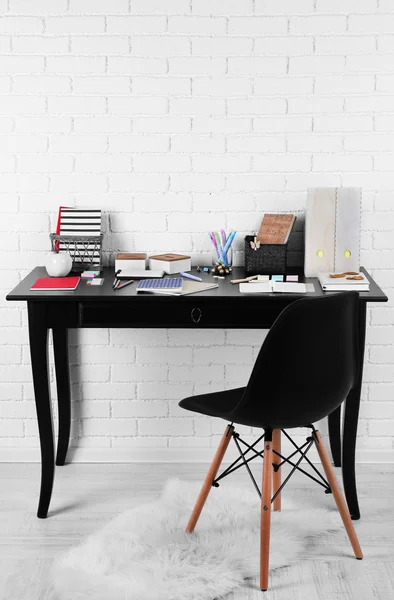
(116, 280), (134, 290)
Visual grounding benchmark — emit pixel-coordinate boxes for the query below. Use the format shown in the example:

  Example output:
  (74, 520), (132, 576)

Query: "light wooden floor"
(0, 462), (393, 600)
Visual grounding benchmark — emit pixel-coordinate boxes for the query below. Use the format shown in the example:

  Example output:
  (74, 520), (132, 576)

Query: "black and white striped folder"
(60, 208), (102, 237)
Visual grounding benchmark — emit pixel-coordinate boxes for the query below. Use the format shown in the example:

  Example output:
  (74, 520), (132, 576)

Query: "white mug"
(45, 252), (73, 277)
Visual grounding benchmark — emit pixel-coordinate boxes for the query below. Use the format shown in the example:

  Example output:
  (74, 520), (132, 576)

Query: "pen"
(180, 272), (202, 282)
(113, 269), (121, 289)
(115, 280), (134, 290)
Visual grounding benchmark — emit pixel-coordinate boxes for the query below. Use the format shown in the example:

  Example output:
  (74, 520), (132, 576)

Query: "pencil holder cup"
(212, 247), (232, 268)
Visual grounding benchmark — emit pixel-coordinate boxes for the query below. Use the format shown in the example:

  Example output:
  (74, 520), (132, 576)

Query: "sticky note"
(257, 275), (270, 281)
(271, 275), (284, 282)
(286, 275), (299, 282)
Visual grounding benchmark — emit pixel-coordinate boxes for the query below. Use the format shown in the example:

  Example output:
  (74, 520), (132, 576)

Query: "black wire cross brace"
(212, 427), (332, 502)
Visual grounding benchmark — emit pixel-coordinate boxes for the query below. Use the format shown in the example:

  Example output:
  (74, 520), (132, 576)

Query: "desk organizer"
(244, 236), (288, 275)
(50, 234), (103, 272)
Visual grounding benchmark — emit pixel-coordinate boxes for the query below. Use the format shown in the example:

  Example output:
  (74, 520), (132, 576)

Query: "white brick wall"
(0, 0), (393, 462)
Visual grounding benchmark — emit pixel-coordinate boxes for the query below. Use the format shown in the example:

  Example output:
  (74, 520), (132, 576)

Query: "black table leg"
(28, 302), (55, 519)
(342, 301), (367, 521)
(328, 406), (342, 467)
(53, 328), (71, 466)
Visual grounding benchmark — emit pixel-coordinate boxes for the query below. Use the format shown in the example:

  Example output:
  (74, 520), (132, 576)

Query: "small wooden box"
(115, 253), (147, 272)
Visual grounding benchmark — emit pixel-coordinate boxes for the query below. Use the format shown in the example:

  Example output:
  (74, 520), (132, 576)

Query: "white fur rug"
(51, 479), (342, 600)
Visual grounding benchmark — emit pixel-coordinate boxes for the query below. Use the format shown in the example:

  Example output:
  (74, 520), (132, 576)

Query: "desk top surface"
(6, 266), (388, 303)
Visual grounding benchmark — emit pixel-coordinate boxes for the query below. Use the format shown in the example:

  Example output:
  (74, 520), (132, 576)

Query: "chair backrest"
(233, 292), (359, 430)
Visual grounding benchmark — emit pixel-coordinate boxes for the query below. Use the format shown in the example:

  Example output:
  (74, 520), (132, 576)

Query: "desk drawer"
(78, 298), (290, 329)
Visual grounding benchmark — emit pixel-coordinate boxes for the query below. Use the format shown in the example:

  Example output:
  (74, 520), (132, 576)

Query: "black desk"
(6, 266), (387, 519)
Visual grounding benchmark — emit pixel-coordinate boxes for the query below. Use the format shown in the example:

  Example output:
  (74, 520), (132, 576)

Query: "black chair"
(179, 292), (363, 592)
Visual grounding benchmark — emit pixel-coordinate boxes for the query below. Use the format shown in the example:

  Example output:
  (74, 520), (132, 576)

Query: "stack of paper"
(318, 272), (369, 291)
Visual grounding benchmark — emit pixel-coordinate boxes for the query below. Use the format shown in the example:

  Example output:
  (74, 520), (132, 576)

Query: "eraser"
(271, 275), (284, 282)
(286, 275), (299, 282)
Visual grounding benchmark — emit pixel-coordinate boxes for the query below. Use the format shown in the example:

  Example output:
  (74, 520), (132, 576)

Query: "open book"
(239, 281), (308, 294)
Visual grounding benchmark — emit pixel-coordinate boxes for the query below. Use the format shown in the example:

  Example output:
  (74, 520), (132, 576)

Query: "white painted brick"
(316, 36), (375, 55)
(137, 347), (192, 365)
(254, 77), (313, 96)
(112, 401), (167, 419)
(129, 0), (190, 13)
(378, 35), (394, 52)
(0, 117), (13, 132)
(17, 155), (73, 174)
(107, 16), (167, 33)
(226, 173), (286, 192)
(228, 17), (287, 36)
(287, 134), (343, 153)
(69, 0), (129, 13)
(347, 55), (394, 73)
(133, 232), (192, 251)
(14, 118), (71, 134)
(229, 97), (287, 116)
(133, 76), (190, 96)
(170, 58), (226, 76)
(112, 364), (167, 382)
(71, 36), (130, 55)
(110, 173), (169, 192)
(12, 36), (69, 54)
(374, 155), (394, 172)
(134, 116), (190, 133)
(0, 346), (21, 364)
(316, 0), (377, 12)
(228, 57), (286, 75)
(290, 16), (347, 34)
(168, 16), (226, 35)
(48, 96), (106, 115)
(194, 346), (253, 365)
(192, 77), (252, 97)
(0, 420), (24, 437)
(108, 57), (167, 75)
(134, 154), (190, 173)
(9, 0), (68, 12)
(0, 383), (23, 401)
(192, 0), (253, 14)
(75, 154), (131, 173)
(0, 17), (43, 33)
(369, 384), (394, 401)
(254, 117), (312, 133)
(169, 365), (224, 383)
(138, 383), (193, 400)
(0, 174), (48, 193)
(82, 418), (136, 437)
(254, 37), (313, 56)
(167, 212), (224, 232)
(138, 418), (193, 437)
(0, 36), (10, 53)
(72, 76), (131, 95)
(46, 56), (105, 74)
(0, 96), (46, 115)
(0, 56), (44, 74)
(192, 117), (251, 134)
(171, 135), (224, 154)
(349, 15), (394, 33)
(132, 35), (190, 57)
(12, 75), (70, 94)
(0, 156), (15, 173)
(313, 154), (372, 172)
(134, 193), (192, 213)
(75, 117), (131, 134)
(254, 155), (310, 173)
(109, 134), (168, 153)
(192, 37), (252, 56)
(170, 98), (225, 116)
(346, 96), (394, 113)
(344, 134), (394, 152)
(369, 346), (394, 363)
(369, 420), (394, 436)
(193, 155), (250, 173)
(193, 193), (255, 212)
(376, 75), (394, 92)
(108, 96), (168, 115)
(315, 75), (374, 95)
(50, 135), (107, 153)
(46, 17), (105, 34)
(110, 213), (166, 232)
(290, 56), (345, 75)
(285, 173), (341, 191)
(314, 116), (373, 132)
(50, 173), (106, 193)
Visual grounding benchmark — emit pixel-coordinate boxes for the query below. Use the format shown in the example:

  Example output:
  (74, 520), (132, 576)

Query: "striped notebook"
(60, 208), (102, 237)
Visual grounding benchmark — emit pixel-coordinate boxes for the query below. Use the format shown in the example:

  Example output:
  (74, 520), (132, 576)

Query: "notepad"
(239, 281), (308, 294)
(137, 278), (183, 294)
(31, 276), (80, 291)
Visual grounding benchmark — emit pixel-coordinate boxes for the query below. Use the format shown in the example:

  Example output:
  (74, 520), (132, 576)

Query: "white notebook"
(239, 281), (308, 294)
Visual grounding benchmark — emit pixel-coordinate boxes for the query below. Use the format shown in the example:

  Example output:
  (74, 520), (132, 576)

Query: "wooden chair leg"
(312, 430), (363, 560)
(272, 429), (281, 512)
(185, 424), (234, 534)
(260, 435), (273, 592)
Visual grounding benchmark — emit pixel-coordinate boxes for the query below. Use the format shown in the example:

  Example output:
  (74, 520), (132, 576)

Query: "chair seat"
(179, 387), (246, 420)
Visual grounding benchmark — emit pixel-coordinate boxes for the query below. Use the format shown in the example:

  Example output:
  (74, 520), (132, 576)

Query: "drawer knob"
(191, 307), (202, 324)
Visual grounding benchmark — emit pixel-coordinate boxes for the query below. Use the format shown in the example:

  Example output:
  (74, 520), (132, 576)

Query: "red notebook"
(31, 276), (80, 291)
